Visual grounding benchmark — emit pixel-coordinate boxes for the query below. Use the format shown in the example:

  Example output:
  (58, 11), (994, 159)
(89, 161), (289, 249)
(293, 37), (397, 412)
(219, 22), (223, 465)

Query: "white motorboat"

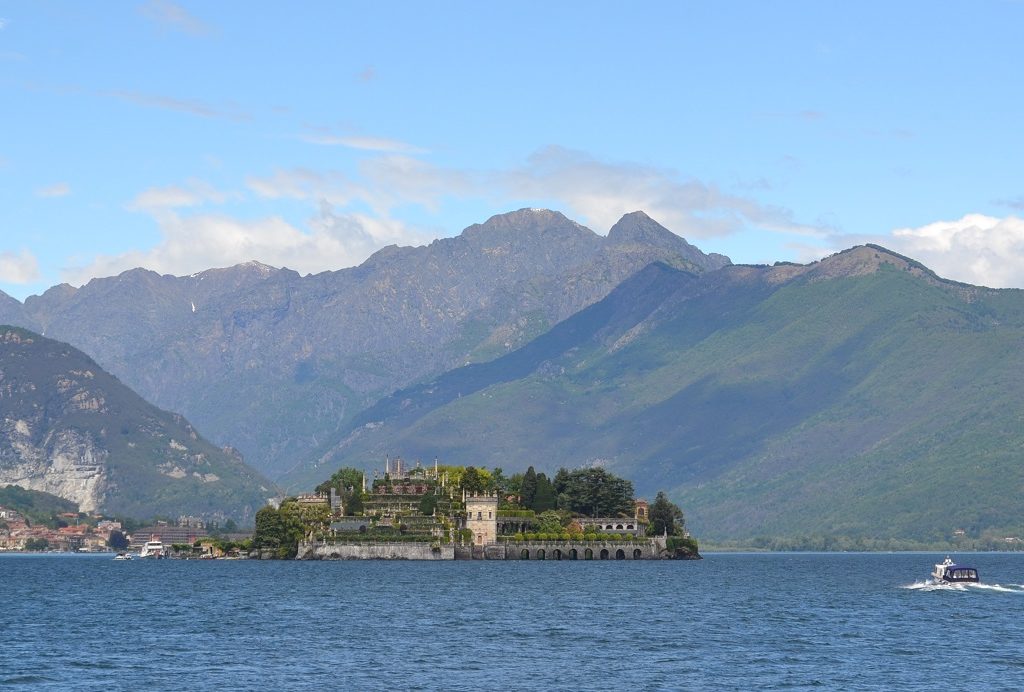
(138, 538), (165, 559)
(931, 556), (979, 583)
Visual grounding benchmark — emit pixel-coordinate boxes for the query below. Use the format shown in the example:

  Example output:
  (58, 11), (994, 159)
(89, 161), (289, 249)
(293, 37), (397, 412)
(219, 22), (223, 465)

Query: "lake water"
(2, 552), (1023, 690)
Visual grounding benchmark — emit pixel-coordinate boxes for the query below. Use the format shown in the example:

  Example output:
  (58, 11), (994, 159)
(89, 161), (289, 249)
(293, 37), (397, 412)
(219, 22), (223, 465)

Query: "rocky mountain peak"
(463, 208), (595, 243)
(607, 211), (731, 271)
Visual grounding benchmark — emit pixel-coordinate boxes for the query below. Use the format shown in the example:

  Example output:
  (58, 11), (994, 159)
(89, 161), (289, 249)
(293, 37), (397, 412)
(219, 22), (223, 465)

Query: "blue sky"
(2, 1), (1024, 300)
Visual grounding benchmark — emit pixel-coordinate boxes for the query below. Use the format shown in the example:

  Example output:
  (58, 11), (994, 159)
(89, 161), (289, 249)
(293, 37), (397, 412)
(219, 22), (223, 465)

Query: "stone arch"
(605, 524), (613, 530)
(569, 548), (578, 560)
(633, 548), (642, 560)
(615, 549), (626, 560)
(599, 548), (610, 560)
(520, 548), (529, 560)
(536, 548), (546, 560)
(584, 548), (594, 560)
(552, 548), (562, 561)
(627, 524), (634, 530)
(616, 524), (624, 530)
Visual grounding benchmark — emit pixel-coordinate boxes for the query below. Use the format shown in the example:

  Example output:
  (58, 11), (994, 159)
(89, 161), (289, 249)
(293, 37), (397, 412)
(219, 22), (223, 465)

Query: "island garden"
(252, 459), (699, 560)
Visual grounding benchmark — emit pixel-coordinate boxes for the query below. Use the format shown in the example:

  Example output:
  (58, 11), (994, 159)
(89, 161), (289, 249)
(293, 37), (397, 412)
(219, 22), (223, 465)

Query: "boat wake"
(903, 580), (1024, 593)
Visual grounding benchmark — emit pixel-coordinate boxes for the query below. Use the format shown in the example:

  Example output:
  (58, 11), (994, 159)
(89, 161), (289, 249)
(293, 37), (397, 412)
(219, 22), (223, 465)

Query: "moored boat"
(112, 552), (133, 561)
(138, 538), (165, 559)
(931, 556), (979, 583)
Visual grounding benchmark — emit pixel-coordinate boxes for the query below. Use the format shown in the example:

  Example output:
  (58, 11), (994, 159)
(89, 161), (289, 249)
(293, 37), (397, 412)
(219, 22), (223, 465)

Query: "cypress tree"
(521, 466), (538, 508)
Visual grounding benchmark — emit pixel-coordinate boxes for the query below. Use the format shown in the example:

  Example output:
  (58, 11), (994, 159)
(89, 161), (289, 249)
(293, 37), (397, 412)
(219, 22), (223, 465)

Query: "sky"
(2, 1), (1024, 301)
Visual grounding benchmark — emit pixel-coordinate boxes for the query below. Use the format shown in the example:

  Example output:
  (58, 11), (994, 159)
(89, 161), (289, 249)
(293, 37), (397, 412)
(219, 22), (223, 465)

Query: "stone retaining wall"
(298, 541), (454, 560)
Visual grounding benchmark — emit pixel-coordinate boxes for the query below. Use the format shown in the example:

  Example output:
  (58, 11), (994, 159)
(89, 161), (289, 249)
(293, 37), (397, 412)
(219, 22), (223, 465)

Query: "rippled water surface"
(3, 552), (1024, 690)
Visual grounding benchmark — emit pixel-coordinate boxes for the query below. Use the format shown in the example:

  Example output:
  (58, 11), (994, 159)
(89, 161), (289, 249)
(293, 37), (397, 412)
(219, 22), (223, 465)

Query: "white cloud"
(68, 146), (832, 287)
(0, 249), (40, 284)
(138, 0), (211, 36)
(825, 214), (1024, 288)
(35, 182), (70, 198)
(128, 179), (232, 211)
(64, 206), (429, 285)
(299, 133), (427, 154)
(881, 214), (1024, 288)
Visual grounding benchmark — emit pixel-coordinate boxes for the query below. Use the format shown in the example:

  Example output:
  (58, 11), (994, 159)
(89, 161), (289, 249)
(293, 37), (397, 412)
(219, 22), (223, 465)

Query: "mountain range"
(312, 246), (1024, 541)
(2, 209), (1023, 541)
(0, 326), (272, 521)
(0, 209), (727, 484)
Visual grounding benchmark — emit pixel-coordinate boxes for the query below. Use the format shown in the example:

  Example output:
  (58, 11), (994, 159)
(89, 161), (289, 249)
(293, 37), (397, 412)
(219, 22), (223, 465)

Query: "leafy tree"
(419, 493), (438, 515)
(507, 472), (524, 497)
(460, 466), (487, 494)
(490, 467), (507, 494)
(316, 467), (364, 495)
(537, 510), (564, 534)
(556, 468), (635, 517)
(648, 491), (685, 536)
(253, 505), (306, 558)
(108, 530), (129, 550)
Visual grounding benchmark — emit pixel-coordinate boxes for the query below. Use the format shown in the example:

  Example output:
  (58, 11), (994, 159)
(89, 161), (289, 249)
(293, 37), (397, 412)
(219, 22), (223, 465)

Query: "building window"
(477, 511), (482, 520)
(488, 511), (492, 519)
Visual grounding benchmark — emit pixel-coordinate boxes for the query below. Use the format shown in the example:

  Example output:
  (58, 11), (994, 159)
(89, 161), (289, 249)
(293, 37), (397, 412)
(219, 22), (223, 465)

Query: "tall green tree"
(532, 473), (558, 512)
(520, 466), (538, 508)
(648, 491), (685, 536)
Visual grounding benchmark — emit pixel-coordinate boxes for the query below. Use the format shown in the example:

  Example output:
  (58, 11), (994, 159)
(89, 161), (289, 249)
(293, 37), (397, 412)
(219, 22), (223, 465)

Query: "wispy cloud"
(0, 18), (8, 30)
(105, 90), (248, 121)
(995, 195), (1024, 211)
(0, 249), (41, 284)
(298, 133), (427, 154)
(138, 0), (212, 37)
(128, 179), (232, 211)
(35, 182), (71, 198)
(502, 146), (831, 238)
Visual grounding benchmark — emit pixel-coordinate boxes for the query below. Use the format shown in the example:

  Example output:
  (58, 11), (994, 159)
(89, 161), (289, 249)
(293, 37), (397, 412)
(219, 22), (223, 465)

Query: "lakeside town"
(0, 491), (253, 558)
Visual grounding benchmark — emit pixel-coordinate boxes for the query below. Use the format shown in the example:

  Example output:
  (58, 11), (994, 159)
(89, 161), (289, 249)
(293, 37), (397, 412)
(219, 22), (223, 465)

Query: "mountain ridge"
(308, 243), (1024, 541)
(0, 209), (731, 482)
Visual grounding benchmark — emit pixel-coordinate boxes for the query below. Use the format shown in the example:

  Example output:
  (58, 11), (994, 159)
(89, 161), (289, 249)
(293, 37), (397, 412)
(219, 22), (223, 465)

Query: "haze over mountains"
(2, 208), (1023, 541)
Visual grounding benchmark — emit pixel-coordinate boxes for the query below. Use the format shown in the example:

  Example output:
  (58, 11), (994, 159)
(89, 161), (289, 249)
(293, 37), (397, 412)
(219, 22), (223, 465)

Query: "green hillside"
(315, 247), (1024, 542)
(0, 484), (79, 526)
(0, 326), (275, 521)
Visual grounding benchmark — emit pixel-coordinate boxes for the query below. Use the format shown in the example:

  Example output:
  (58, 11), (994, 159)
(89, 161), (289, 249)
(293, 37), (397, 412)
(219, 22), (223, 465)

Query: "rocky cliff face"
(0, 327), (273, 519)
(4, 209), (731, 482)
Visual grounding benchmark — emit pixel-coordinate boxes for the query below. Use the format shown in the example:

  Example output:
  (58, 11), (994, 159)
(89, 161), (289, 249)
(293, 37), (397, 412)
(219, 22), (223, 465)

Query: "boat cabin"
(932, 556), (979, 583)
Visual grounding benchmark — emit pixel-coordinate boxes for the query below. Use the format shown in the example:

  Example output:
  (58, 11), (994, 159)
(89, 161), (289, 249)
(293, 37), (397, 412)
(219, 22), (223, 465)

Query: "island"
(251, 459), (699, 560)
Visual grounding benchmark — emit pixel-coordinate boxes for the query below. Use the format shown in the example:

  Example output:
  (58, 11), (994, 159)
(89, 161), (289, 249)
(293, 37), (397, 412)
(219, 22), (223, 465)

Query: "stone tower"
(464, 492), (498, 546)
